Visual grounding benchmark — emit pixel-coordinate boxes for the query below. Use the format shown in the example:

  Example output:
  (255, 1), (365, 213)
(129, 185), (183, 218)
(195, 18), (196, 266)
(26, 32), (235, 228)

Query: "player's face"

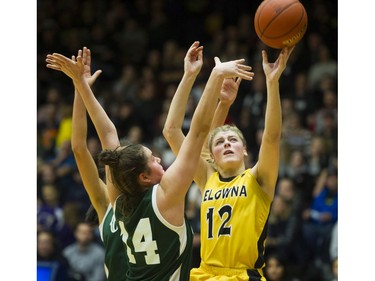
(143, 147), (165, 185)
(211, 131), (246, 167)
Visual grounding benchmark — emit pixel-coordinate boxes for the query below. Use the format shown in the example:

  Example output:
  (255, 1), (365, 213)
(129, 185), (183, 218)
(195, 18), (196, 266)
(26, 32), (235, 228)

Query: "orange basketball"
(254, 0), (308, 49)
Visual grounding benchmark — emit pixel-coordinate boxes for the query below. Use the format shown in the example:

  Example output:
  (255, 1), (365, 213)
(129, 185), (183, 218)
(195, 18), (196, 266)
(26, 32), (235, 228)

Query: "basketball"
(254, 0), (308, 49)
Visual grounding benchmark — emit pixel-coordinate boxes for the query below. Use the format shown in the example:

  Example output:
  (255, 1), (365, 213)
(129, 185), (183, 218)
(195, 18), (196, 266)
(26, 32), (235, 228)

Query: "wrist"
(183, 71), (199, 80)
(218, 99), (232, 107)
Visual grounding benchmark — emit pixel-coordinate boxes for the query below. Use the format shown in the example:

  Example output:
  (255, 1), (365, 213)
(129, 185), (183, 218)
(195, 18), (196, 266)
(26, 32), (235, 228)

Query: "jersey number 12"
(206, 204), (232, 239)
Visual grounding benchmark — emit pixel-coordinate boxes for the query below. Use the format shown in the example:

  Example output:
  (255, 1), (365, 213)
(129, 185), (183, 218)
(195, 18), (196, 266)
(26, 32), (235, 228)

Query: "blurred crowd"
(37, 0), (338, 280)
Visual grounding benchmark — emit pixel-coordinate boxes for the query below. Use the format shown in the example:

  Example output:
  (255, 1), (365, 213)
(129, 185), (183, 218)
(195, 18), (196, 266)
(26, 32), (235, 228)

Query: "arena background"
(3, 1), (374, 280)
(37, 0), (337, 280)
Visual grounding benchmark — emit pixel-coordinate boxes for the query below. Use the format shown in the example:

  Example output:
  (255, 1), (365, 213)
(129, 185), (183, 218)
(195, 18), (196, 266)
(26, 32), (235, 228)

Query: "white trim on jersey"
(98, 204), (112, 242)
(151, 185), (188, 256)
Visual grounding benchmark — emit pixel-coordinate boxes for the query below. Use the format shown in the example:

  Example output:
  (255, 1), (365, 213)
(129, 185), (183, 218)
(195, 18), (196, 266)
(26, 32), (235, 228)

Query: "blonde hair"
(207, 124), (247, 154)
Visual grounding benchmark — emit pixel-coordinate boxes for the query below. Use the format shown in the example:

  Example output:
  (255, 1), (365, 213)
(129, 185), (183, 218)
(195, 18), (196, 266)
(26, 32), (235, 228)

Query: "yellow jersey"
(196, 169), (271, 278)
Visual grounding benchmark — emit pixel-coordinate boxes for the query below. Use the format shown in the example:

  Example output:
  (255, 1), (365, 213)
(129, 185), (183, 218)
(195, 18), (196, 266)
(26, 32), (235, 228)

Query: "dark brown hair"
(98, 143), (149, 217)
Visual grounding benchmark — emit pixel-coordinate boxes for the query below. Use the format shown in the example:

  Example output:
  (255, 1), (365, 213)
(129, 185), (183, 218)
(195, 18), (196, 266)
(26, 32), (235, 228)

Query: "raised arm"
(46, 48), (119, 150)
(163, 41), (203, 155)
(70, 49), (109, 223)
(211, 77), (242, 130)
(163, 45), (249, 192)
(194, 76), (244, 190)
(252, 46), (295, 200)
(46, 47), (121, 205)
(202, 77), (242, 155)
(158, 57), (254, 219)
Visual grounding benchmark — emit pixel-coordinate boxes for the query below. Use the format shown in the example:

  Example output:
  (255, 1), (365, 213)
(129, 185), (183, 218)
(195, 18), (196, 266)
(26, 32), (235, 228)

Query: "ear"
(243, 148), (248, 156)
(139, 172), (151, 184)
(210, 153), (215, 163)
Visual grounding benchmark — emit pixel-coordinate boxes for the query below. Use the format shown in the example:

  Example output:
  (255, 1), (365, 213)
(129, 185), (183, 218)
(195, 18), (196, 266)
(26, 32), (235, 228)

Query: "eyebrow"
(215, 134), (238, 141)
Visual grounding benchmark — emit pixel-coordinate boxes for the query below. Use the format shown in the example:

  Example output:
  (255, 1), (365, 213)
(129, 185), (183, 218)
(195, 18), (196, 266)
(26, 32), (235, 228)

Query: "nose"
(223, 140), (231, 147)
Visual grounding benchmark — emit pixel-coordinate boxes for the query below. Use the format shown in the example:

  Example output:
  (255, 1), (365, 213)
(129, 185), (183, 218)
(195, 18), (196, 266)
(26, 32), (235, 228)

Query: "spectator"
(306, 135), (330, 181)
(266, 195), (302, 265)
(63, 222), (106, 281)
(307, 44), (337, 92)
(38, 0), (337, 278)
(264, 253), (301, 281)
(37, 230), (75, 281)
(302, 168), (338, 266)
(275, 177), (303, 214)
(37, 184), (64, 235)
(282, 149), (314, 206)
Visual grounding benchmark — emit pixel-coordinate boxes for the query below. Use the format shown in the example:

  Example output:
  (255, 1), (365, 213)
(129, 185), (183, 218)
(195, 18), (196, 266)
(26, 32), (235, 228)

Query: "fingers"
(188, 42), (203, 56)
(83, 47), (91, 66)
(46, 56), (61, 68)
(237, 69), (254, 80)
(235, 77), (242, 86)
(187, 41), (200, 54)
(276, 46), (294, 66)
(195, 46), (204, 52)
(233, 58), (246, 64)
(262, 50), (268, 64)
(214, 57), (254, 80)
(46, 64), (62, 71)
(190, 41), (200, 48)
(92, 70), (103, 80)
(46, 53), (72, 69)
(197, 46), (203, 61)
(76, 56), (83, 66)
(190, 46), (203, 57)
(237, 64), (252, 71)
(86, 48), (91, 65)
(284, 45), (295, 60)
(82, 47), (87, 64)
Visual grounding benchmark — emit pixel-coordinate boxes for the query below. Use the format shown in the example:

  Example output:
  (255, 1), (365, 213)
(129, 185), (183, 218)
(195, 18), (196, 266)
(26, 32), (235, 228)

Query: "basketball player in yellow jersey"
(163, 46), (295, 280)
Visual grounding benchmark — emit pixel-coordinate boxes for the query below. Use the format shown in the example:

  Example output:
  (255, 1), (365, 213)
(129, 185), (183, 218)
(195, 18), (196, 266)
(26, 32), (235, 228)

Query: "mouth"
(223, 150), (234, 155)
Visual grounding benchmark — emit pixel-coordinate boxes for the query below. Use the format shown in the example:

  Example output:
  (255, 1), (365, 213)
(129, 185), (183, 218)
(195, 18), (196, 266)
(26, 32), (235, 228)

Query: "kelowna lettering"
(203, 185), (247, 202)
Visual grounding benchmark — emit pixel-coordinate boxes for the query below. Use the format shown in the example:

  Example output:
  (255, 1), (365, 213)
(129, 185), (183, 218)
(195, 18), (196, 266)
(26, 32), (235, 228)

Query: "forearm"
(163, 73), (197, 138)
(211, 100), (230, 130)
(71, 91), (88, 152)
(73, 78), (119, 149)
(263, 80), (281, 141)
(190, 70), (224, 136)
(200, 100), (229, 155)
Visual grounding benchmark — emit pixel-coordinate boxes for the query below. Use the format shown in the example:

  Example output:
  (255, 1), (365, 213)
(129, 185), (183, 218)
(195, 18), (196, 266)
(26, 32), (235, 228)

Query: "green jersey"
(99, 205), (129, 281)
(115, 185), (193, 281)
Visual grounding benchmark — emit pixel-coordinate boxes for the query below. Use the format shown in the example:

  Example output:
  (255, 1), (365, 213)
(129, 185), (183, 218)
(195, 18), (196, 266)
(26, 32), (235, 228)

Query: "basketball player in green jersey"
(163, 46), (295, 280)
(69, 47), (128, 281)
(46, 42), (254, 280)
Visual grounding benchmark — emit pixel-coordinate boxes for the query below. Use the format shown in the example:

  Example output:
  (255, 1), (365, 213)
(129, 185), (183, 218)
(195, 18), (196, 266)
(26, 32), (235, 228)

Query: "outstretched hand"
(213, 57), (254, 81)
(184, 41), (204, 76)
(73, 47), (102, 87)
(262, 46), (295, 82)
(46, 52), (85, 82)
(219, 77), (242, 106)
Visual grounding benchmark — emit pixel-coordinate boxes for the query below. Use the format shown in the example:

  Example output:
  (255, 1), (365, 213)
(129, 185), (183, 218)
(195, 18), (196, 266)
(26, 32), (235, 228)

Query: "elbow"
(162, 126), (178, 142)
(162, 127), (170, 140)
(192, 123), (211, 139)
(71, 141), (87, 155)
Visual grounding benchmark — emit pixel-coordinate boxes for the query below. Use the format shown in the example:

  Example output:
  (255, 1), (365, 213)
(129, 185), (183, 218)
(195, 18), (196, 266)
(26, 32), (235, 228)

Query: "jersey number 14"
(119, 218), (161, 265)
